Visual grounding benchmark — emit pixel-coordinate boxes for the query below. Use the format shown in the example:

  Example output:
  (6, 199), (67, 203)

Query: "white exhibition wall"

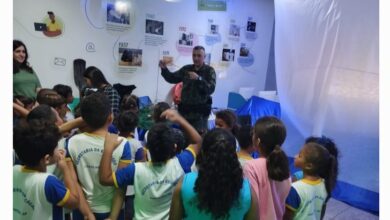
(13, 0), (380, 212)
(275, 0), (379, 196)
(13, 0), (275, 108)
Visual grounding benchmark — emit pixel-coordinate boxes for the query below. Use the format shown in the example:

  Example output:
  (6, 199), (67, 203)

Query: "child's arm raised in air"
(160, 109), (202, 154)
(13, 102), (30, 117)
(99, 133), (123, 186)
(58, 117), (86, 134)
(56, 150), (80, 209)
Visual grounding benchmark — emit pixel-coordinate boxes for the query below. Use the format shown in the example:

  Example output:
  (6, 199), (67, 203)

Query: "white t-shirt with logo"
(13, 165), (69, 220)
(67, 132), (131, 213)
(114, 146), (196, 220)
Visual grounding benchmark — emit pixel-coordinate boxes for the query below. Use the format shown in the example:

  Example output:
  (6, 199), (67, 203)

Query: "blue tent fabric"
(235, 96), (281, 125)
(227, 92), (247, 110)
(138, 96), (152, 109)
(332, 182), (379, 215)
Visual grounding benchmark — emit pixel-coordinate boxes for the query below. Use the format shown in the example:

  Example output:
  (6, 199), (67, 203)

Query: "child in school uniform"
(243, 116), (291, 220)
(26, 104), (95, 220)
(284, 142), (338, 220)
(99, 109), (202, 220)
(13, 119), (79, 220)
(66, 93), (131, 220)
(236, 125), (257, 167)
(114, 110), (145, 220)
(291, 136), (339, 183)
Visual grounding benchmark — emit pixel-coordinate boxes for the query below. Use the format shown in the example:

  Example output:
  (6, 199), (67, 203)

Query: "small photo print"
(145, 19), (164, 35)
(209, 24), (219, 35)
(178, 32), (194, 46)
(119, 48), (142, 66)
(107, 3), (130, 24)
(222, 48), (235, 61)
(247, 21), (256, 32)
(240, 46), (249, 57)
(229, 24), (240, 37)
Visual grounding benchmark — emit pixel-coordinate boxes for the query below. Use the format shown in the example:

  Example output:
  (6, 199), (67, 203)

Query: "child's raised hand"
(48, 147), (65, 165)
(160, 109), (182, 123)
(56, 149), (68, 170)
(104, 133), (122, 152)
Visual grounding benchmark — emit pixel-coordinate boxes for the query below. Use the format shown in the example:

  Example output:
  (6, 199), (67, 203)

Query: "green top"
(13, 69), (41, 99)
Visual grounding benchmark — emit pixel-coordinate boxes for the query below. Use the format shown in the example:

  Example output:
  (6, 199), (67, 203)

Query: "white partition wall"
(275, 0), (379, 212)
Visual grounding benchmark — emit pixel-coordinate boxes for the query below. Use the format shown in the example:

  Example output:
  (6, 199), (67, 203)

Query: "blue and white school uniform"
(113, 145), (196, 220)
(285, 178), (327, 220)
(67, 133), (131, 214)
(13, 165), (70, 220)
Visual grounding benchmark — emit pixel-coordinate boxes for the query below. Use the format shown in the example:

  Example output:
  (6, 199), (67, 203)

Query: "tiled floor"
(324, 198), (378, 220)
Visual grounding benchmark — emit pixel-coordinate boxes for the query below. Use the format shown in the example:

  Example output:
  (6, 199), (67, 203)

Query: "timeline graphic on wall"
(106, 0), (134, 33)
(118, 42), (142, 73)
(81, 0), (259, 73)
(237, 43), (254, 67)
(245, 17), (258, 40)
(176, 25), (199, 56)
(82, 0), (135, 34)
(205, 19), (222, 46)
(144, 13), (168, 46)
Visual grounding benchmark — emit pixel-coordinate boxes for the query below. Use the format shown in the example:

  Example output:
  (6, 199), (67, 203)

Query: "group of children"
(13, 83), (339, 220)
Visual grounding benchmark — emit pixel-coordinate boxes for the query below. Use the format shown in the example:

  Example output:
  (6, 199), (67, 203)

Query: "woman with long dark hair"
(169, 128), (258, 220)
(13, 40), (42, 99)
(83, 66), (120, 117)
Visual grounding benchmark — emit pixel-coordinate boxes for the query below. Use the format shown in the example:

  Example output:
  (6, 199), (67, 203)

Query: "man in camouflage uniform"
(159, 46), (216, 134)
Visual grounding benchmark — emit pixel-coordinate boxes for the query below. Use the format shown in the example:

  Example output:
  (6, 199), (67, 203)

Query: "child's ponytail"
(253, 116), (290, 181)
(305, 142), (339, 197)
(266, 145), (290, 181)
(322, 154), (338, 197)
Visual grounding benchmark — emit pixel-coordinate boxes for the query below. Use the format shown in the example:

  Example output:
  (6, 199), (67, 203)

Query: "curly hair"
(14, 119), (61, 167)
(215, 109), (240, 137)
(194, 128), (243, 219)
(147, 123), (176, 162)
